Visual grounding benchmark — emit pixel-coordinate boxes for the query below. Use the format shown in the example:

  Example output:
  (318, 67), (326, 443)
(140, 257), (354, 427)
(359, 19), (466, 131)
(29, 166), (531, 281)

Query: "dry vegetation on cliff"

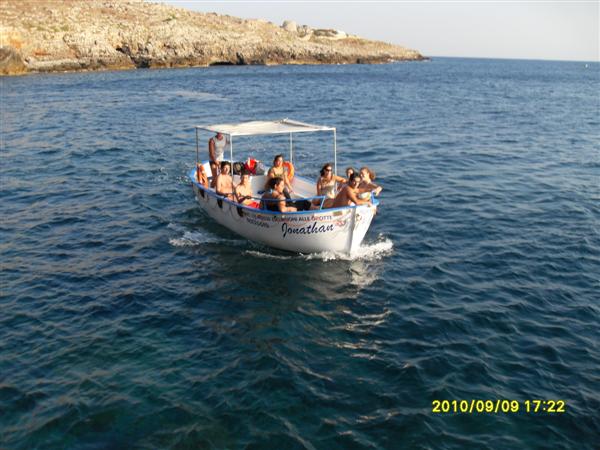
(0, 0), (424, 75)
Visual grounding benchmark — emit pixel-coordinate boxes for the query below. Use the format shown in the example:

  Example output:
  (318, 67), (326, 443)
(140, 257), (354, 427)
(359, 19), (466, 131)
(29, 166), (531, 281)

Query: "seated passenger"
(345, 166), (356, 179)
(235, 171), (259, 208)
(260, 177), (297, 213)
(328, 173), (371, 209)
(266, 154), (293, 198)
(357, 166), (382, 199)
(215, 161), (235, 200)
(196, 163), (209, 188)
(316, 163), (346, 200)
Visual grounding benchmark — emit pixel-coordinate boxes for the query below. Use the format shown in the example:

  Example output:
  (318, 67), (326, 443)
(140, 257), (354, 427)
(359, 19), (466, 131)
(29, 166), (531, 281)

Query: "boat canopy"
(194, 118), (338, 174)
(196, 119), (335, 136)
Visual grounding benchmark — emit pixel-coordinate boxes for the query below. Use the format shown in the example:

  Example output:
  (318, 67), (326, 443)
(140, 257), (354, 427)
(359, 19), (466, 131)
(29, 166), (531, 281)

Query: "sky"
(160, 1), (599, 62)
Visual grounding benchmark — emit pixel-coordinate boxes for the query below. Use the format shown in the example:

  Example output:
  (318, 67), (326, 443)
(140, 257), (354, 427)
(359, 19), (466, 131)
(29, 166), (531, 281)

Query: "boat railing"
(254, 194), (327, 210)
(191, 173), (328, 210)
(190, 168), (377, 214)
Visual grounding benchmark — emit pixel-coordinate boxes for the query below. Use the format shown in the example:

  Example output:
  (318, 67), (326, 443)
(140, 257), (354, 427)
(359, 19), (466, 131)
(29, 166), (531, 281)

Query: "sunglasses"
(324, 168), (332, 172)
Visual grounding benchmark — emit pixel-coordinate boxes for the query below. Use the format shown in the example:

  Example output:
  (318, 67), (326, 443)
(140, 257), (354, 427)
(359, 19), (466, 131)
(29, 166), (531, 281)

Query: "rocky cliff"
(0, 0), (425, 76)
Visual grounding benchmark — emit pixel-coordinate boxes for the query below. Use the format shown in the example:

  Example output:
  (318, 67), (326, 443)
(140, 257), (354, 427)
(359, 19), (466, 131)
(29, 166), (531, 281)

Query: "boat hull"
(190, 172), (377, 254)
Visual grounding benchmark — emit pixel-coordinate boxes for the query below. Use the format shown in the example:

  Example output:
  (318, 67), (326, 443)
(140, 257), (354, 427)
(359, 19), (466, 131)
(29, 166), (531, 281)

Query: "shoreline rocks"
(0, 0), (426, 76)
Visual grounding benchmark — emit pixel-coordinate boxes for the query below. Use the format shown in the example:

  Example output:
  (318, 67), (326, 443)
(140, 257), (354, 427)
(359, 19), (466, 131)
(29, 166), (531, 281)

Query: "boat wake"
(244, 235), (394, 261)
(168, 223), (244, 247)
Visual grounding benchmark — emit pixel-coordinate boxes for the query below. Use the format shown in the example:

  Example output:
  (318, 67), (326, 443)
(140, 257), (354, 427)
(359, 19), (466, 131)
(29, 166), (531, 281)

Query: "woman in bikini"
(357, 166), (382, 200)
(316, 163), (346, 208)
(266, 154), (293, 197)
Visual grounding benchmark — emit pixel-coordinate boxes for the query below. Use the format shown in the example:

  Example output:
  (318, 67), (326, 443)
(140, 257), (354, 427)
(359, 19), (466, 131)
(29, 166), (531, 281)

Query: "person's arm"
(284, 172), (293, 193)
(234, 185), (242, 201)
(278, 196), (297, 212)
(316, 177), (322, 195)
(347, 187), (370, 205)
(334, 174), (347, 183)
(357, 182), (382, 195)
(235, 186), (250, 203)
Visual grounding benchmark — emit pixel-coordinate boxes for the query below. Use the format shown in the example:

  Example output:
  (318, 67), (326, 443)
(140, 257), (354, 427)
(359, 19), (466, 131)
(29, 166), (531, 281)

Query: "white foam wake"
(243, 236), (394, 262)
(305, 237), (394, 261)
(170, 90), (227, 101)
(168, 224), (243, 247)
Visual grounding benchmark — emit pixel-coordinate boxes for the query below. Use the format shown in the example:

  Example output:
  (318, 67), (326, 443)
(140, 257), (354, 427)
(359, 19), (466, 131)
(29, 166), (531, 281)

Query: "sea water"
(1, 58), (599, 449)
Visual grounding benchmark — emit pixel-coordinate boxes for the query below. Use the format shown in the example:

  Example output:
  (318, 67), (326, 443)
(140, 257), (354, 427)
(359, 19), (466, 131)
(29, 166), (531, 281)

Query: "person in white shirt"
(208, 132), (228, 187)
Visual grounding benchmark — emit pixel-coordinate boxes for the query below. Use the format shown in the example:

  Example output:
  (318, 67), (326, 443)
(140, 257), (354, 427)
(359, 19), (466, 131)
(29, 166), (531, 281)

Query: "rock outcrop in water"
(0, 0), (425, 76)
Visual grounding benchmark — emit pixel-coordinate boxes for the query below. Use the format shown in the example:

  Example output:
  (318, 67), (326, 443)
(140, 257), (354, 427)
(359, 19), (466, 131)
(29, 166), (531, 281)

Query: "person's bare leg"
(210, 163), (218, 188)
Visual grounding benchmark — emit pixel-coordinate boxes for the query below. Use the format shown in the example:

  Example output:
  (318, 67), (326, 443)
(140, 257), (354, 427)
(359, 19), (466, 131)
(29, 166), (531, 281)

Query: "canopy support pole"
(333, 129), (338, 176)
(230, 135), (234, 164)
(289, 133), (293, 164)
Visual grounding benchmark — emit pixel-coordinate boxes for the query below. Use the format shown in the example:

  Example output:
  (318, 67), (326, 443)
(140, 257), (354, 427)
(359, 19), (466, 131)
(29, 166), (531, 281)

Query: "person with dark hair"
(345, 167), (356, 179)
(330, 173), (371, 208)
(215, 161), (235, 200)
(235, 171), (259, 208)
(266, 154), (293, 198)
(316, 163), (346, 201)
(208, 132), (228, 187)
(260, 177), (297, 212)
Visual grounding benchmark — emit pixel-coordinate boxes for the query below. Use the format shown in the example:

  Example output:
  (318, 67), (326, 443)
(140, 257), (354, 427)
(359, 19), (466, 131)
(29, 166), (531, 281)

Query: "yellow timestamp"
(432, 399), (566, 414)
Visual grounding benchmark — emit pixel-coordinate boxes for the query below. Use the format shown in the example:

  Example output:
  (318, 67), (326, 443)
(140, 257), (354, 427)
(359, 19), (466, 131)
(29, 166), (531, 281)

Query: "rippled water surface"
(1, 58), (599, 449)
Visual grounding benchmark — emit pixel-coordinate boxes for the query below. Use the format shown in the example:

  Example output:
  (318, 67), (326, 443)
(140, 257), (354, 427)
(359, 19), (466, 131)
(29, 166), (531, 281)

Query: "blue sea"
(1, 58), (599, 449)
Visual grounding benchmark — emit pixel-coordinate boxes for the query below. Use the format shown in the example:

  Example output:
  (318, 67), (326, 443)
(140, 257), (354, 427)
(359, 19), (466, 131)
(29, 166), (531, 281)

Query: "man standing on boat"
(208, 132), (228, 188)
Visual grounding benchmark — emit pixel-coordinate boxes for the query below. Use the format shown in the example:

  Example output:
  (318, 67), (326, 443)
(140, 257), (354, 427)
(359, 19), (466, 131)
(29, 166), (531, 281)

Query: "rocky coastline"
(0, 0), (425, 76)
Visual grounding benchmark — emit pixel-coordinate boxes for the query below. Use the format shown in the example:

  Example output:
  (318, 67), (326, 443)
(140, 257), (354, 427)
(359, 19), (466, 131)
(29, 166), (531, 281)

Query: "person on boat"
(316, 163), (346, 200)
(345, 167), (356, 179)
(235, 171), (259, 208)
(328, 173), (371, 208)
(357, 166), (382, 200)
(266, 154), (293, 198)
(196, 163), (209, 188)
(215, 161), (235, 200)
(260, 177), (297, 213)
(208, 132), (228, 188)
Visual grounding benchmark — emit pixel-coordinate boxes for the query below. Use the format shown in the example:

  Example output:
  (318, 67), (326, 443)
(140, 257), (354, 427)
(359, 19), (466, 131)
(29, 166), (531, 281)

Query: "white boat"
(188, 119), (379, 254)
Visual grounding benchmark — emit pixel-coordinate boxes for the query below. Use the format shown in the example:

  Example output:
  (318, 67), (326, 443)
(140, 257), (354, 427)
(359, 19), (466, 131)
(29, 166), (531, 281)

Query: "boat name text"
(282, 222), (335, 238)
